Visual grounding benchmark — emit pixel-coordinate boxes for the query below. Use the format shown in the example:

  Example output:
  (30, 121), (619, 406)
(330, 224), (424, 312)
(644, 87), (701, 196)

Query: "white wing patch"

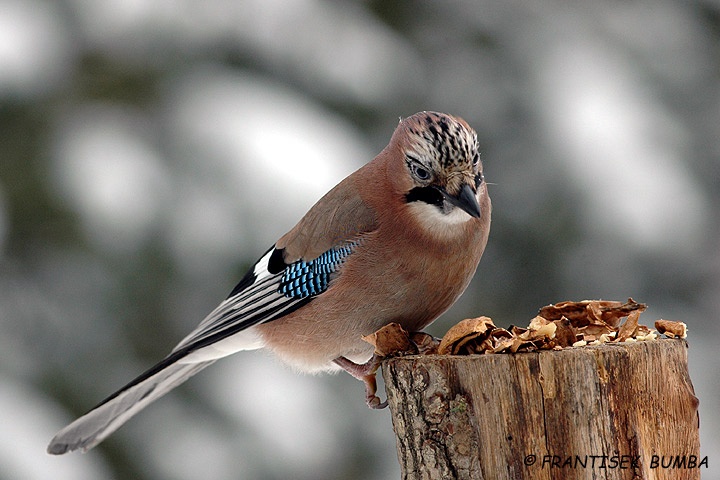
(177, 327), (264, 363)
(172, 248), (306, 362)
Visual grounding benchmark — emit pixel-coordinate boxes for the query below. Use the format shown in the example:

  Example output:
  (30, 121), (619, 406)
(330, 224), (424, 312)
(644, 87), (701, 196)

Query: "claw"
(333, 354), (388, 409)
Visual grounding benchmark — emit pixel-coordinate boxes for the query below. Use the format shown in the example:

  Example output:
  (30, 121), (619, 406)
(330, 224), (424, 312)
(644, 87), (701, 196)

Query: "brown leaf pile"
(362, 299), (688, 358)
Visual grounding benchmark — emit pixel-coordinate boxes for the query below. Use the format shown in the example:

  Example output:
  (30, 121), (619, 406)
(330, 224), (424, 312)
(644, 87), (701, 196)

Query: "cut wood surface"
(382, 339), (700, 480)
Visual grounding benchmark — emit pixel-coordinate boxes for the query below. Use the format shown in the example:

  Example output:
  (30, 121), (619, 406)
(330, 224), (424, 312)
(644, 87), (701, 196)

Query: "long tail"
(47, 353), (214, 455)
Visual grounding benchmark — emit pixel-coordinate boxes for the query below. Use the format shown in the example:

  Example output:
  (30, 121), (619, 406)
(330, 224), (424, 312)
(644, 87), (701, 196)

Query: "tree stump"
(382, 339), (700, 480)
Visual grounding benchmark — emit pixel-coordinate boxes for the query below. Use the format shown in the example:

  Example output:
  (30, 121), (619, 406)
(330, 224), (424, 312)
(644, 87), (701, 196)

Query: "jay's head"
(390, 112), (488, 227)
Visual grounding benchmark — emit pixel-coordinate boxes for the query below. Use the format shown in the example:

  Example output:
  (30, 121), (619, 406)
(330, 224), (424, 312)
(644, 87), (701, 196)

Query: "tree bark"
(382, 339), (700, 480)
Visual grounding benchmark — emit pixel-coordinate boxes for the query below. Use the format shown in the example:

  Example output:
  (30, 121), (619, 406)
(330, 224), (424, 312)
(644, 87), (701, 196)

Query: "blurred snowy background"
(0, 0), (718, 479)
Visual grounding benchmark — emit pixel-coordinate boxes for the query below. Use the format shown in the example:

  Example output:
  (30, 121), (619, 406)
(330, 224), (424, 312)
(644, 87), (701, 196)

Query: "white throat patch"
(406, 201), (474, 237)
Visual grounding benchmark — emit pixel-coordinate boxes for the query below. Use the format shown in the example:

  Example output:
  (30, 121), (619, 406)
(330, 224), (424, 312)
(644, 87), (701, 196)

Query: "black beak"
(442, 183), (481, 218)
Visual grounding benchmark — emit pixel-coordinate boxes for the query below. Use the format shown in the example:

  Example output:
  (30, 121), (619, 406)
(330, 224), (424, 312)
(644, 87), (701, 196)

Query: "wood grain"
(382, 339), (700, 480)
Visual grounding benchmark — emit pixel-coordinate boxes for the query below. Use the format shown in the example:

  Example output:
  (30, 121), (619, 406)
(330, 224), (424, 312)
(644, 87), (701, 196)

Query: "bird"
(47, 111), (491, 455)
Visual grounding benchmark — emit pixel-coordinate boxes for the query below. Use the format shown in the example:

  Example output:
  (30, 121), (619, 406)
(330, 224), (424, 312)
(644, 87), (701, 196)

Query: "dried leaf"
(485, 327), (513, 353)
(457, 335), (495, 355)
(553, 317), (577, 347)
(362, 323), (416, 357)
(432, 298), (679, 357)
(492, 336), (515, 353)
(579, 323), (614, 336)
(521, 316), (557, 342)
(636, 325), (650, 336)
(538, 299), (646, 328)
(655, 320), (687, 339)
(617, 310), (641, 341)
(490, 327), (513, 339)
(438, 317), (495, 355)
(539, 300), (598, 323)
(410, 332), (440, 355)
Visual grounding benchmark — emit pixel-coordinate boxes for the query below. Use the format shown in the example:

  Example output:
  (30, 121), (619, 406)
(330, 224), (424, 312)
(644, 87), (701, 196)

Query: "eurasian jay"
(47, 111), (491, 455)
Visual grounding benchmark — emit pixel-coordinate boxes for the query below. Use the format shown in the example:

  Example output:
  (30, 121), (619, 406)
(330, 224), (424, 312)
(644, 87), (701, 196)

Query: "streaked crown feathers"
(400, 111), (481, 197)
(402, 112), (478, 169)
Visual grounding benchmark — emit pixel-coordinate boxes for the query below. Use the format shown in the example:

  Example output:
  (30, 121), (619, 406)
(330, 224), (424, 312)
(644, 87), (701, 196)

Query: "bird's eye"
(411, 164), (431, 181)
(474, 172), (484, 188)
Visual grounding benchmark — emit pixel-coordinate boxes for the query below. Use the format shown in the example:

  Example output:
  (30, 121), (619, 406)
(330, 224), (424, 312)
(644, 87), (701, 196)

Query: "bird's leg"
(333, 354), (388, 409)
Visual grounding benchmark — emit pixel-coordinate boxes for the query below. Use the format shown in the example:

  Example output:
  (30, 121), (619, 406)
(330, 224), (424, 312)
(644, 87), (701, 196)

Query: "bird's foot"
(333, 354), (388, 409)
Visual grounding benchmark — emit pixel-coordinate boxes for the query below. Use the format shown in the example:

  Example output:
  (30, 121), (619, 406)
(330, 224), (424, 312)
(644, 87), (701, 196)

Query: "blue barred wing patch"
(171, 242), (359, 354)
(279, 243), (358, 299)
